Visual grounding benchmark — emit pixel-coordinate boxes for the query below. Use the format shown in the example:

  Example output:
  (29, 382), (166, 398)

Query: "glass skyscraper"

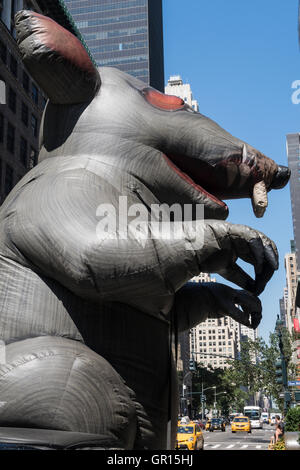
(64, 0), (164, 91)
(286, 133), (300, 265)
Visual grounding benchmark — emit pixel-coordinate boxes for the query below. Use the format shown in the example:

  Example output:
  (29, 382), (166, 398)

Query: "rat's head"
(15, 10), (290, 220)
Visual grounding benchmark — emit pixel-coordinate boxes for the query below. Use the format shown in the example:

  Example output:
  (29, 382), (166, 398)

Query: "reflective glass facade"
(64, 0), (164, 91)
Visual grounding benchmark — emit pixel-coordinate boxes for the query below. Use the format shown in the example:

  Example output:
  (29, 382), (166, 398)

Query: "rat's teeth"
(251, 181), (268, 218)
(242, 144), (248, 162)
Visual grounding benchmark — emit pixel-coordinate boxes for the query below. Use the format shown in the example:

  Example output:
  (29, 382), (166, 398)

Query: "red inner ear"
(143, 89), (185, 110)
(28, 12), (96, 76)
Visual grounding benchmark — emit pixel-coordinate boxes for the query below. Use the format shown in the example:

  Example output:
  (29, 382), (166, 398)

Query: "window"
(22, 71), (29, 92)
(8, 87), (16, 113)
(21, 102), (28, 126)
(5, 164), (13, 196)
(9, 54), (18, 78)
(20, 137), (27, 166)
(0, 113), (4, 143)
(6, 122), (15, 154)
(31, 83), (38, 105)
(31, 114), (38, 137)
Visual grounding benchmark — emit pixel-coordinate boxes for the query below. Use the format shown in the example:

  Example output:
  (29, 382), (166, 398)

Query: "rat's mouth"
(163, 148), (290, 219)
(163, 153), (228, 219)
(163, 154), (227, 207)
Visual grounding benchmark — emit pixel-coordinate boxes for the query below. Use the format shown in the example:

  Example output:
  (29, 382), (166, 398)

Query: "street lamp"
(214, 390), (227, 417)
(182, 371), (192, 416)
(200, 385), (216, 420)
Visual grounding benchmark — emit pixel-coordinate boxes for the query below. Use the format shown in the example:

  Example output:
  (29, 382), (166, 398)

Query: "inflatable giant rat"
(0, 11), (289, 449)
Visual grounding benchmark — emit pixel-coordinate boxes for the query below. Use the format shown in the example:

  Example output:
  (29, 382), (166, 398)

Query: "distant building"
(283, 251), (299, 334)
(165, 75), (199, 111)
(0, 0), (45, 203)
(279, 291), (288, 325)
(240, 324), (258, 343)
(286, 134), (300, 343)
(286, 134), (300, 265)
(188, 273), (243, 370)
(64, 0), (165, 91)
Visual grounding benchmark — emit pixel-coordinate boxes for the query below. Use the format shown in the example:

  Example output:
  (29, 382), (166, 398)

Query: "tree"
(186, 363), (246, 417)
(284, 406), (300, 432)
(178, 326), (296, 418)
(226, 329), (296, 412)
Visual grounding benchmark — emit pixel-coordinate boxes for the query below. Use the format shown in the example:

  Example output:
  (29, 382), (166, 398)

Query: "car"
(229, 413), (239, 422)
(208, 418), (226, 432)
(249, 416), (263, 429)
(231, 416), (251, 433)
(0, 426), (123, 449)
(261, 412), (269, 424)
(178, 416), (191, 425)
(176, 418), (204, 450)
(205, 419), (211, 431)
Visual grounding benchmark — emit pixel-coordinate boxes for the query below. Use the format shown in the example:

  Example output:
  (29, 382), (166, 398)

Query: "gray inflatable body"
(0, 11), (290, 449)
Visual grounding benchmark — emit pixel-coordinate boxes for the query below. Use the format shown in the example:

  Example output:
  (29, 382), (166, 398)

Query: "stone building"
(0, 0), (46, 203)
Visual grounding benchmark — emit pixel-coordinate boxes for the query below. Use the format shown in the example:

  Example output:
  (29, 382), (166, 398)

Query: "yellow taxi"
(205, 419), (211, 431)
(176, 417), (204, 450)
(231, 416), (251, 433)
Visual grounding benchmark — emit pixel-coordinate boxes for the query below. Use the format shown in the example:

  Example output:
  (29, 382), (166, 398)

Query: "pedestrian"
(274, 415), (284, 443)
(269, 415), (284, 448)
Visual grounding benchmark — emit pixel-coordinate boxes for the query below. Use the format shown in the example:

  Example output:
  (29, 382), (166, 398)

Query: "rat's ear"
(15, 10), (101, 104)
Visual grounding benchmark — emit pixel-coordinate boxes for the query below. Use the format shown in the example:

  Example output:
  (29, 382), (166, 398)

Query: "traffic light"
(284, 392), (291, 403)
(275, 359), (288, 387)
(189, 358), (196, 371)
(295, 391), (300, 402)
(275, 360), (283, 385)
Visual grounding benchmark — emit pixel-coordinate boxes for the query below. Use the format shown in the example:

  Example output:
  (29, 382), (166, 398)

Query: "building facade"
(64, 0), (165, 91)
(279, 288), (288, 325)
(286, 133), (300, 265)
(189, 274), (243, 370)
(283, 251), (299, 334)
(240, 324), (258, 343)
(165, 75), (199, 111)
(0, 0), (45, 204)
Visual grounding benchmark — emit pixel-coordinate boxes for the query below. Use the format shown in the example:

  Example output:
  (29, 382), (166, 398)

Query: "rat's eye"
(142, 88), (185, 111)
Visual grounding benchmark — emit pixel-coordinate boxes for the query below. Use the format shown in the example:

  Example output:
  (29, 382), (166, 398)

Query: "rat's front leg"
(174, 281), (262, 332)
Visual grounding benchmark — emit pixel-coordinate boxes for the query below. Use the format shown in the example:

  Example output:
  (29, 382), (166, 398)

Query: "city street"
(203, 424), (274, 451)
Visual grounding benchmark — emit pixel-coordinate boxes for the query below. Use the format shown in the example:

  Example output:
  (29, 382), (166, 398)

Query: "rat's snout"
(270, 165), (291, 190)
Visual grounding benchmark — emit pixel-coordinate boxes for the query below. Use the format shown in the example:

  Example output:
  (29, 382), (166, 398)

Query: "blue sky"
(163, 0), (300, 341)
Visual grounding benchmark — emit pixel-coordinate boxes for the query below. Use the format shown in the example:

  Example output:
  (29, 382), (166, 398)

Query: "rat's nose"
(270, 165), (290, 190)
